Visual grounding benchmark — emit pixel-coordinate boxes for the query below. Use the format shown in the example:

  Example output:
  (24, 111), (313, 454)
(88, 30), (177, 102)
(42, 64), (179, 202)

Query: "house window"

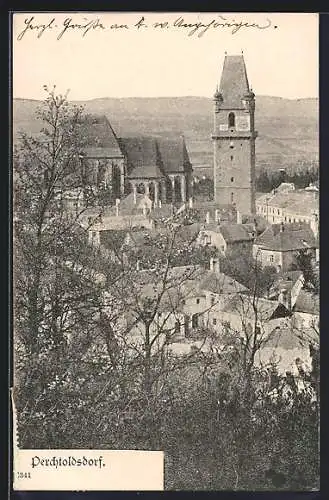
(213, 318), (217, 325)
(230, 155), (233, 161)
(174, 321), (180, 334)
(182, 299), (186, 305)
(196, 298), (200, 305)
(228, 112), (235, 128)
(231, 176), (234, 182)
(192, 314), (198, 328)
(231, 192), (234, 204)
(269, 254), (274, 263)
(221, 245), (225, 252)
(92, 231), (97, 240)
(277, 209), (280, 215)
(211, 296), (215, 305)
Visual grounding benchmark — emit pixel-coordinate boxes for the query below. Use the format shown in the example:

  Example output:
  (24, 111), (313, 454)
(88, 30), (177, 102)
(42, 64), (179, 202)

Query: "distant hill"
(13, 96), (318, 176)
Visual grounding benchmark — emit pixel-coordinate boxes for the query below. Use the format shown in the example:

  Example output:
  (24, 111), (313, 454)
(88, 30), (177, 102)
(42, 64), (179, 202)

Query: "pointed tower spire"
(219, 54), (250, 109)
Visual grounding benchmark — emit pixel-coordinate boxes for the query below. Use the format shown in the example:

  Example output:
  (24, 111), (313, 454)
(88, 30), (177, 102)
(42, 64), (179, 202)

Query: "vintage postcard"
(12, 12), (319, 491)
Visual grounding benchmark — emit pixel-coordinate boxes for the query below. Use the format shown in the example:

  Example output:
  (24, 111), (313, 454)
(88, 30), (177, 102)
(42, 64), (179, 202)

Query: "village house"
(291, 289), (319, 332)
(253, 221), (318, 272)
(256, 183), (319, 238)
(121, 258), (248, 347)
(209, 294), (291, 339)
(196, 221), (255, 257)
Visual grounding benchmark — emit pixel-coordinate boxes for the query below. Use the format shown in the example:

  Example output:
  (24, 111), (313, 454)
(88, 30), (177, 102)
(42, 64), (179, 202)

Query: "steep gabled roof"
(255, 222), (318, 252)
(219, 55), (250, 109)
(157, 136), (192, 174)
(118, 136), (192, 178)
(118, 137), (164, 179)
(294, 290), (319, 315)
(79, 114), (123, 158)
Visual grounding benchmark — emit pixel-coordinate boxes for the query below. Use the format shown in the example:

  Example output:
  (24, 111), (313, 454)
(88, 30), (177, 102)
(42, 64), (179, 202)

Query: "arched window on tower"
(231, 192), (234, 204)
(228, 112), (235, 128)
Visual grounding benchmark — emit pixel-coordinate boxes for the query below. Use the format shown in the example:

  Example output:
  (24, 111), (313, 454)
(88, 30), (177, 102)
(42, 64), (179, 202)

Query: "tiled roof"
(202, 222), (252, 243)
(219, 55), (250, 109)
(255, 222), (318, 252)
(222, 295), (288, 322)
(294, 290), (319, 315)
(79, 115), (123, 157)
(219, 223), (253, 243)
(200, 271), (247, 295)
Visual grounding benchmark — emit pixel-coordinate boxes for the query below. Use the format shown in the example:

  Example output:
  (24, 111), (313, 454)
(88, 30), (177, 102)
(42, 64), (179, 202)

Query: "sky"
(13, 12), (318, 101)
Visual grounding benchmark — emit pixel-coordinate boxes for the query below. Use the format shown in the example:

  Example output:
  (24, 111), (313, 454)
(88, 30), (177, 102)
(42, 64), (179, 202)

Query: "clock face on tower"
(236, 115), (250, 131)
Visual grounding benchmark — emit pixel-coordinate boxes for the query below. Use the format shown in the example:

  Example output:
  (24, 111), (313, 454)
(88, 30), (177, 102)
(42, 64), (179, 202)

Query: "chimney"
(210, 257), (220, 274)
(136, 259), (140, 271)
(236, 210), (242, 224)
(189, 197), (193, 209)
(206, 211), (210, 224)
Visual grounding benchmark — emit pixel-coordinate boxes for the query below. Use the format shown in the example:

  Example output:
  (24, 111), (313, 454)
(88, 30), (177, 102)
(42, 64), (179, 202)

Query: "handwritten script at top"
(16, 15), (277, 41)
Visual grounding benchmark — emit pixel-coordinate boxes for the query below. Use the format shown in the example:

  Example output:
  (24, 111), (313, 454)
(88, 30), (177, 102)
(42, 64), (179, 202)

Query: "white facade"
(256, 186), (319, 238)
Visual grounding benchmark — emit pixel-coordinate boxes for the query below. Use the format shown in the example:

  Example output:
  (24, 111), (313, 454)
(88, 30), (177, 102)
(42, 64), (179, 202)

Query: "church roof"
(219, 55), (250, 109)
(118, 136), (192, 178)
(79, 115), (123, 158)
(118, 137), (164, 179)
(157, 137), (192, 174)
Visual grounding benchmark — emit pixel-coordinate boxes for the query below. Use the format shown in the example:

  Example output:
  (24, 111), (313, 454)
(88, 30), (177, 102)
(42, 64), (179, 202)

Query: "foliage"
(220, 254), (277, 297)
(256, 167), (319, 193)
(295, 249), (319, 293)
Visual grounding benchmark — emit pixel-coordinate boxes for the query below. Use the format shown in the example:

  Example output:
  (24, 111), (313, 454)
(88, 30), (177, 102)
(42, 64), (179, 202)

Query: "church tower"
(212, 54), (257, 215)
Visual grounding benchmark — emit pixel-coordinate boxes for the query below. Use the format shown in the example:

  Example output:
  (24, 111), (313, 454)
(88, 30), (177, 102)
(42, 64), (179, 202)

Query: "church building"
(212, 53), (257, 215)
(79, 115), (193, 206)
